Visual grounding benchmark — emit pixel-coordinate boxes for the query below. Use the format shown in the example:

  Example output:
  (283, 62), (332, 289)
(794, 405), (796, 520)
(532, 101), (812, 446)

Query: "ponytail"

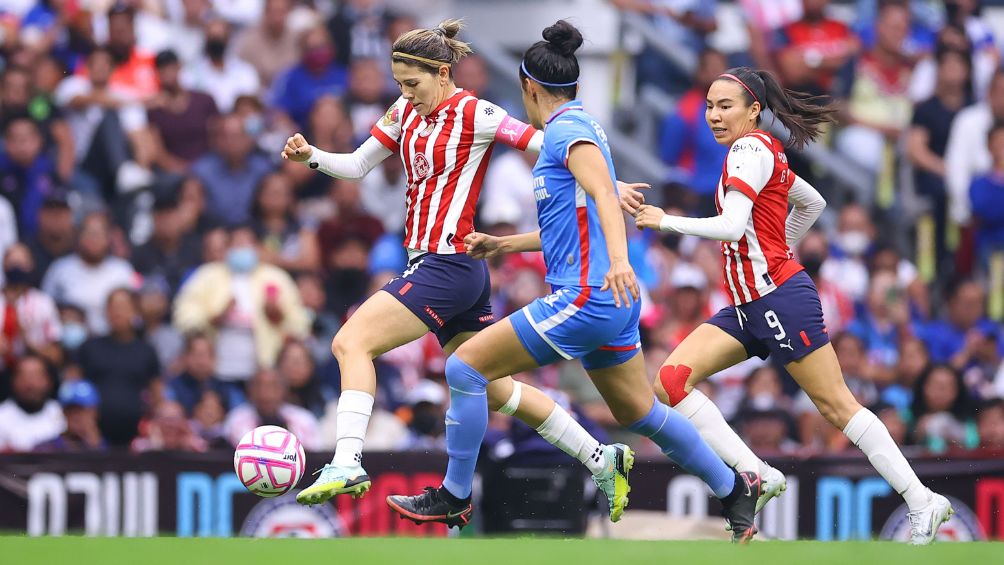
(392, 18), (473, 74)
(718, 67), (838, 149)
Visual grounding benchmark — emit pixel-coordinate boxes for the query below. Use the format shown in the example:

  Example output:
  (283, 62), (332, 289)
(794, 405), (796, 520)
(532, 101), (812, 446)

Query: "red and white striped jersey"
(369, 89), (536, 254)
(716, 129), (803, 305)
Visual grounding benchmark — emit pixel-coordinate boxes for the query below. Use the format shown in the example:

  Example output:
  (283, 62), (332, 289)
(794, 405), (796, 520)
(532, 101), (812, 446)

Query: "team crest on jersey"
(381, 105), (399, 126)
(413, 153), (431, 179)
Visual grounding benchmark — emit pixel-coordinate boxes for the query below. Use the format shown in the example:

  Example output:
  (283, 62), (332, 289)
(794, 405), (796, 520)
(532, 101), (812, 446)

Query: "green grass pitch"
(2, 537), (1002, 565)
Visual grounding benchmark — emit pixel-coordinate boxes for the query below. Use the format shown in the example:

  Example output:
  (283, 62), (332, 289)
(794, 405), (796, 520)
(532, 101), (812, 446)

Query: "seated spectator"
(36, 380), (107, 452)
(797, 230), (855, 333)
(850, 270), (911, 383)
(736, 408), (799, 455)
(944, 70), (1004, 230)
(147, 50), (219, 174)
(166, 333), (243, 416)
(976, 397), (1004, 450)
(835, 1), (913, 201)
(57, 303), (89, 357)
(223, 368), (320, 449)
(132, 194), (202, 298)
(103, 2), (159, 100)
(650, 262), (711, 351)
(25, 195), (75, 283)
(869, 244), (930, 319)
(326, 0), (395, 65)
(277, 339), (325, 417)
(399, 379), (447, 451)
(79, 288), (160, 447)
(295, 271), (341, 363)
(852, 0), (937, 62)
(137, 278), (183, 376)
(0, 355), (65, 451)
(966, 325), (1004, 400)
(175, 176), (218, 236)
(283, 96), (355, 200)
(658, 48), (728, 214)
(200, 226), (229, 264)
(910, 363), (977, 451)
(191, 389), (229, 448)
(131, 400), (207, 452)
(1, 243), (63, 376)
(0, 116), (61, 237)
(190, 113), (274, 226)
(874, 402), (910, 446)
(884, 335), (931, 410)
(969, 122), (1004, 266)
(481, 149), (544, 235)
(910, 24), (993, 103)
(0, 66), (75, 185)
(453, 53), (517, 114)
(234, 0), (299, 87)
(54, 47), (154, 197)
(907, 46), (971, 273)
(252, 172), (320, 272)
(173, 225), (309, 385)
(180, 17), (260, 113)
(917, 278), (1002, 365)
(344, 58), (394, 139)
(269, 25), (348, 128)
(41, 212), (136, 335)
(774, 0), (859, 97)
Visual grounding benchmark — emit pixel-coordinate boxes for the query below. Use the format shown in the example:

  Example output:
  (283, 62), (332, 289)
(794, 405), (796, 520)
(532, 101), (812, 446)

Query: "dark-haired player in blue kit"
(387, 20), (761, 543)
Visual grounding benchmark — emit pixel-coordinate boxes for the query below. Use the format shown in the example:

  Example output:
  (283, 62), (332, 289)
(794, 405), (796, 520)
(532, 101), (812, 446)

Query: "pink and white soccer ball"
(234, 425), (306, 497)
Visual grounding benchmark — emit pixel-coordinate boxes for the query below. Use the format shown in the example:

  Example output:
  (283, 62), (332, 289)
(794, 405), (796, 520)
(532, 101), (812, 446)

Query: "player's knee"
(330, 331), (374, 361)
(812, 393), (859, 429)
(445, 354), (488, 392)
(659, 364), (694, 407)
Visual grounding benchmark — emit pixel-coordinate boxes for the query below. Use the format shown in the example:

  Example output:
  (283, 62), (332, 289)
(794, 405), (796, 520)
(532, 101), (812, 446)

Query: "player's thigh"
(785, 343), (862, 429)
(452, 317), (541, 382)
(663, 323), (749, 389)
(586, 350), (654, 426)
(330, 290), (429, 359)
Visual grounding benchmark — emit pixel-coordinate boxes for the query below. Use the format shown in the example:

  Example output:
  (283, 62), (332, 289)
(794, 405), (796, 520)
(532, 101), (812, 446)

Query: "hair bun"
(542, 20), (583, 56)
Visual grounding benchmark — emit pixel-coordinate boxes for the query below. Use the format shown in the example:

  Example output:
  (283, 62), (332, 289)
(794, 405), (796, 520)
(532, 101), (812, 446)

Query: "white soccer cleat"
(757, 463), (787, 514)
(908, 491), (954, 545)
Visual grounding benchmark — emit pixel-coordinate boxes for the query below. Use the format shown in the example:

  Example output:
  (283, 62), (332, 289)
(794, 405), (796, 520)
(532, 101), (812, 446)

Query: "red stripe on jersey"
(577, 206), (590, 287)
(452, 142), (494, 251)
(727, 245), (744, 304)
(514, 126), (537, 150)
(726, 176), (759, 202)
(737, 236), (761, 300)
(400, 106), (418, 246)
(573, 286), (592, 308)
(800, 330), (811, 346)
(428, 99), (476, 251)
(369, 126), (400, 152)
(413, 104), (459, 249)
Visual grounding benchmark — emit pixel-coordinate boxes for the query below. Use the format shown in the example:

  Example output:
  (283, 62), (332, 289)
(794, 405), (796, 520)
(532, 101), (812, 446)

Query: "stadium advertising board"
(0, 452), (1001, 540)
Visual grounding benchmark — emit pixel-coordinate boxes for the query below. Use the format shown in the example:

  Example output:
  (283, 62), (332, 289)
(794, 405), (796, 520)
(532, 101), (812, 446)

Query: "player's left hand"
(617, 181), (649, 215)
(634, 205), (666, 231)
(601, 258), (640, 308)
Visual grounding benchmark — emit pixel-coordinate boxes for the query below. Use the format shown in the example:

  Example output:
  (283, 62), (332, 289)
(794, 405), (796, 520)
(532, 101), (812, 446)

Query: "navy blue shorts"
(706, 271), (829, 365)
(382, 252), (494, 347)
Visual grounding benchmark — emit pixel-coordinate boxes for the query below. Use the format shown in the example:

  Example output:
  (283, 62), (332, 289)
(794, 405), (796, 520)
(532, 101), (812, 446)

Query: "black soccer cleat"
(386, 486), (473, 529)
(722, 471), (761, 544)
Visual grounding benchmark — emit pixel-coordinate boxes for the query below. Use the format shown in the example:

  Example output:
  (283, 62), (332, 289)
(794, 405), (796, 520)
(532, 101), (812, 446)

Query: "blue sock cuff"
(445, 355), (489, 393)
(628, 397), (666, 437)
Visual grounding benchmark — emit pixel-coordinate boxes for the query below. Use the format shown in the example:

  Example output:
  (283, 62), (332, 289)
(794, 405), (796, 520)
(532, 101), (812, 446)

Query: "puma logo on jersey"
(779, 339), (793, 351)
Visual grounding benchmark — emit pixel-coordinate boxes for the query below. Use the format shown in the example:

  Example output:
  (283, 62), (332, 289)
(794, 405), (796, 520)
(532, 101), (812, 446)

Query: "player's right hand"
(618, 181), (648, 215)
(465, 231), (503, 259)
(281, 133), (312, 162)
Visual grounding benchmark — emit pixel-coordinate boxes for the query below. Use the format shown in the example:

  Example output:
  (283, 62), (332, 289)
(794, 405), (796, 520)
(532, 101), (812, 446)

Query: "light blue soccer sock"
(441, 355), (490, 500)
(629, 398), (736, 499)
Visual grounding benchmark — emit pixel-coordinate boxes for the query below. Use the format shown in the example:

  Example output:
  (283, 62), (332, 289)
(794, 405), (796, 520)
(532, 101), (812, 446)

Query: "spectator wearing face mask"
(180, 17), (260, 113)
(173, 225), (309, 388)
(820, 203), (875, 302)
(399, 378), (448, 451)
(269, 25), (347, 128)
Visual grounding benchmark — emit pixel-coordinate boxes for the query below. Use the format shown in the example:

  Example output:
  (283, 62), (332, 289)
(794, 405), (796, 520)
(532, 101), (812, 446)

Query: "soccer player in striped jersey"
(629, 67), (953, 545)
(387, 21), (761, 542)
(282, 20), (638, 519)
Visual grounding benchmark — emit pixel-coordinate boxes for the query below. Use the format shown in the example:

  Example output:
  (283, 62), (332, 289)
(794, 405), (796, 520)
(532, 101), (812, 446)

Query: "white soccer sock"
(331, 390), (374, 468)
(674, 389), (762, 474)
(535, 404), (605, 475)
(842, 408), (931, 511)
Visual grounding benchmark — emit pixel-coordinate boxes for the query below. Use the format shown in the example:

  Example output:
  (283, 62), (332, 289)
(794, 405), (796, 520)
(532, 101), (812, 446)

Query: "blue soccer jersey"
(533, 100), (618, 288)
